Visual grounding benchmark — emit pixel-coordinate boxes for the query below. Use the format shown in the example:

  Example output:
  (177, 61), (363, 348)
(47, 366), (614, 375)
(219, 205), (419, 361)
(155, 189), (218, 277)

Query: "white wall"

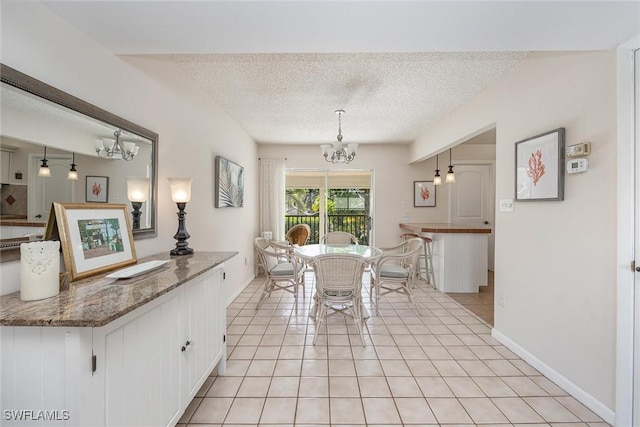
(0, 3), (259, 302)
(412, 51), (617, 416)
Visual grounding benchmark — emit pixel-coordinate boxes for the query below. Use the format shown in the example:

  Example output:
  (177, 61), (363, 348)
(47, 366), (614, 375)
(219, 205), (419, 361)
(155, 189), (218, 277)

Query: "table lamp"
(125, 177), (150, 230)
(168, 177), (194, 256)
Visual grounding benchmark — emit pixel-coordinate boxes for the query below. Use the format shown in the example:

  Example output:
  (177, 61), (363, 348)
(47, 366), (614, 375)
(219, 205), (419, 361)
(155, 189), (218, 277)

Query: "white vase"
(20, 240), (60, 301)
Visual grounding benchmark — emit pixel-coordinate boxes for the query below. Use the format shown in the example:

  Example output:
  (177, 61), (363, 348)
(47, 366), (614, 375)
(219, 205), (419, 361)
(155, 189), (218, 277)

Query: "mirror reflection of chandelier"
(321, 109), (358, 164)
(94, 129), (139, 161)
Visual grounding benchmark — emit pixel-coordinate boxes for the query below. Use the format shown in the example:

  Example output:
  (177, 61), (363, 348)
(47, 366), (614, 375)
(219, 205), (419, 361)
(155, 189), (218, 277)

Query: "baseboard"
(225, 276), (255, 307)
(491, 328), (615, 425)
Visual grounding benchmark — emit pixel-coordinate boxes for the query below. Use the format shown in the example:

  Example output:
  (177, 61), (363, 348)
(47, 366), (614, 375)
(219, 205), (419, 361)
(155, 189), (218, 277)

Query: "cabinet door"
(182, 267), (224, 399)
(102, 292), (182, 427)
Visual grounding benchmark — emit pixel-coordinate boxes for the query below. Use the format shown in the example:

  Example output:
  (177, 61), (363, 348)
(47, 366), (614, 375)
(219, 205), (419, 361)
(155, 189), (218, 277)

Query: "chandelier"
(320, 109), (358, 164)
(94, 129), (139, 161)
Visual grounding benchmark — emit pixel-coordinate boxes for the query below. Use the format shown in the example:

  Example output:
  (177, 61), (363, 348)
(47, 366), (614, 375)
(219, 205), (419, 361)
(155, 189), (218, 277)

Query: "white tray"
(106, 260), (169, 279)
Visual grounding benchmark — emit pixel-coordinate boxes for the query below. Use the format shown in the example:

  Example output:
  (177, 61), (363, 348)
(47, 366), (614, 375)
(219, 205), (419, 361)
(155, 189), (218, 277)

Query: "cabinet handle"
(181, 340), (192, 352)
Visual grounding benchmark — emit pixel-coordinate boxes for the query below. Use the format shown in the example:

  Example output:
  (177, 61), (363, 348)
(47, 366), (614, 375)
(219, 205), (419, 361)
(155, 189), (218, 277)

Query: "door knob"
(483, 220), (489, 225)
(35, 214), (42, 218)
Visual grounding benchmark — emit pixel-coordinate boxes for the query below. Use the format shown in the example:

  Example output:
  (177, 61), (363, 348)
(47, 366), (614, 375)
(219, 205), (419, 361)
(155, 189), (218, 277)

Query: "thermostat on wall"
(567, 158), (589, 174)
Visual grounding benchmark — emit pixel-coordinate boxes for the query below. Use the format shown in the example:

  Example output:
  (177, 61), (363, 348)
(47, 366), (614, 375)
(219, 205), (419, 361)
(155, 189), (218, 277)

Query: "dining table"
(293, 243), (383, 262)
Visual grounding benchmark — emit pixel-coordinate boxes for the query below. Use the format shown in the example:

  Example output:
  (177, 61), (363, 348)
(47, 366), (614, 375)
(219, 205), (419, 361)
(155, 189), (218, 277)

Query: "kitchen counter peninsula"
(1, 251), (236, 427)
(400, 222), (491, 293)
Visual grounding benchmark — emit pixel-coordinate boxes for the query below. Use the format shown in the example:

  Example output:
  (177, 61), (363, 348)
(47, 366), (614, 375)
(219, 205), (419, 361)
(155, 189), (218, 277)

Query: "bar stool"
(401, 233), (436, 286)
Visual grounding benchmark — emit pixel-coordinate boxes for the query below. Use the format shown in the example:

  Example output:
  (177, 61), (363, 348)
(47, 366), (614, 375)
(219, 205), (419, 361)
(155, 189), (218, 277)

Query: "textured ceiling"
(167, 52), (527, 144)
(27, 1), (640, 146)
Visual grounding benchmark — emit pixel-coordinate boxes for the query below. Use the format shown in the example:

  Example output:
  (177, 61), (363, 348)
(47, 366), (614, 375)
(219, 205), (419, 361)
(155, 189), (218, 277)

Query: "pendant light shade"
(433, 154), (442, 185)
(445, 148), (455, 183)
(38, 147), (51, 177)
(67, 152), (78, 180)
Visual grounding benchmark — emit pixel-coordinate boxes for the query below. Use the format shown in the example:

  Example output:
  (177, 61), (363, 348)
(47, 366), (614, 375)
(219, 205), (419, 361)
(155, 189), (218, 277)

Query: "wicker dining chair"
(285, 223), (311, 246)
(370, 237), (424, 315)
(320, 231), (358, 244)
(254, 237), (305, 310)
(310, 253), (368, 347)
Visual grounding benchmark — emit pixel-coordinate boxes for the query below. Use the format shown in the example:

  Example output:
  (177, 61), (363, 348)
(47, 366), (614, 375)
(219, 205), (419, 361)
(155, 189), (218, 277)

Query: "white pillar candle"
(20, 241), (60, 301)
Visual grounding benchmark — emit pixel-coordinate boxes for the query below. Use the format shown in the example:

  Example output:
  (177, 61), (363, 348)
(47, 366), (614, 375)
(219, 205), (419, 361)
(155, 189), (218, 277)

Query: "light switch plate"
(499, 198), (514, 212)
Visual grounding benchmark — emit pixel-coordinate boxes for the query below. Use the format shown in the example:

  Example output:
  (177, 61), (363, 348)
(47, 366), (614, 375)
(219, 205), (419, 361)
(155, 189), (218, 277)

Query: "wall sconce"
(126, 177), (150, 230)
(445, 148), (456, 183)
(38, 146), (51, 177)
(168, 177), (194, 256)
(433, 153), (442, 186)
(67, 152), (78, 180)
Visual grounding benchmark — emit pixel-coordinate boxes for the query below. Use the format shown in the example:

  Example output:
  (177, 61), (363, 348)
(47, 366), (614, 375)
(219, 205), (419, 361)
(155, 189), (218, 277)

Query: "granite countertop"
(0, 251), (237, 327)
(400, 222), (492, 234)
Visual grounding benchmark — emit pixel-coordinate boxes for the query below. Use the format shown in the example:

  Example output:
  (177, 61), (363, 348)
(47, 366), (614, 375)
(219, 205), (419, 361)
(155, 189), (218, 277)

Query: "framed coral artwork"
(515, 128), (565, 201)
(414, 181), (436, 207)
(86, 176), (109, 203)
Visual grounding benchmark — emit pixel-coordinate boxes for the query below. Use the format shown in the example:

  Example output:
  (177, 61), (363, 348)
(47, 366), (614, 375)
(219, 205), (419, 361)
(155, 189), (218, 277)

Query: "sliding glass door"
(285, 169), (373, 245)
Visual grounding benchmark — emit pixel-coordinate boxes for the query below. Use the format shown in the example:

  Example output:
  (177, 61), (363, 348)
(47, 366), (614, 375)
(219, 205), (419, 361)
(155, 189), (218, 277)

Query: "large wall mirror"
(0, 64), (158, 262)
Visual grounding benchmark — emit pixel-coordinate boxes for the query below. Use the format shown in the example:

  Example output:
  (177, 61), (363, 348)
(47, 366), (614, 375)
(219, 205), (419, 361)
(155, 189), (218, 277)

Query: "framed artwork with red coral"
(86, 176), (109, 203)
(515, 128), (565, 201)
(414, 181), (436, 207)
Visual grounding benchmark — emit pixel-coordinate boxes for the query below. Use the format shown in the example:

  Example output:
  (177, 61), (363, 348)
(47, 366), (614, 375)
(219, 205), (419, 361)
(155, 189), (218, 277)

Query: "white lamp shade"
(168, 177), (192, 203)
(38, 166), (51, 177)
(126, 177), (150, 202)
(347, 143), (358, 154)
(67, 170), (78, 180)
(446, 171), (456, 183)
(123, 141), (136, 154)
(102, 138), (115, 150)
(93, 139), (104, 151)
(320, 145), (331, 155)
(433, 175), (442, 185)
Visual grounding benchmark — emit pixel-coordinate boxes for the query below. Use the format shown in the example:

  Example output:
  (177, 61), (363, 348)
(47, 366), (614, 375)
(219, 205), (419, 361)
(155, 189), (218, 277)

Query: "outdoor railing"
(285, 214), (369, 245)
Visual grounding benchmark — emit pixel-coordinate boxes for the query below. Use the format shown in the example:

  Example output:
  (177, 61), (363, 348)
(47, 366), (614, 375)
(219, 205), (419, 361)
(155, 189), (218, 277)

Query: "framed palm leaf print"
(215, 156), (244, 207)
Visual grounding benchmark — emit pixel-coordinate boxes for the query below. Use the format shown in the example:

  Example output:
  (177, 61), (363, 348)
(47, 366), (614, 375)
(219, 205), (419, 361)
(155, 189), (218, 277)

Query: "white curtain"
(259, 158), (286, 240)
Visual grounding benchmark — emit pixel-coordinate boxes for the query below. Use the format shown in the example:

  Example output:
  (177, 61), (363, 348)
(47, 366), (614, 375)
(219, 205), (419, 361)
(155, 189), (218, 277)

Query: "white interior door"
(28, 154), (74, 221)
(449, 163), (495, 270)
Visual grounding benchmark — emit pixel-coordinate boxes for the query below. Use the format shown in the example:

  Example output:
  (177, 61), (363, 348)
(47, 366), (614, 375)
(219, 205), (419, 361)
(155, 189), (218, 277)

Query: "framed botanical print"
(515, 128), (565, 201)
(414, 181), (436, 207)
(86, 176), (109, 203)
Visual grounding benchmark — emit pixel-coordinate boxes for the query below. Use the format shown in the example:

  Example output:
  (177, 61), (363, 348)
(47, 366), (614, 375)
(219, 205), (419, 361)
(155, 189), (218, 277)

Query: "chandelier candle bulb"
(20, 241), (60, 301)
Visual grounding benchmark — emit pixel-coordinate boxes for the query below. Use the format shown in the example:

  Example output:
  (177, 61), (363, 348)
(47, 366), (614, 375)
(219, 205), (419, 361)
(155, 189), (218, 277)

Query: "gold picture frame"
(49, 203), (137, 281)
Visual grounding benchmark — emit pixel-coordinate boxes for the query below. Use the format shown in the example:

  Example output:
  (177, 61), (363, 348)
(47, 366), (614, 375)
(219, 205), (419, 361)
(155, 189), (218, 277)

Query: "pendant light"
(67, 152), (78, 180)
(433, 153), (442, 185)
(38, 147), (51, 177)
(445, 148), (456, 183)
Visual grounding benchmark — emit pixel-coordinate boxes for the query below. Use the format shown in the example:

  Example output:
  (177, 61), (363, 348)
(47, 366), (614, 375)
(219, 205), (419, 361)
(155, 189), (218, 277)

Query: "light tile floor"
(177, 273), (608, 426)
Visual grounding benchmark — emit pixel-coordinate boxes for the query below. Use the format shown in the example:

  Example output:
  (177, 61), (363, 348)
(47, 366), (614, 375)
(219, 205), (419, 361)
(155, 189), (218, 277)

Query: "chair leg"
(405, 279), (422, 316)
(256, 280), (273, 310)
(352, 297), (366, 347)
(313, 303), (327, 346)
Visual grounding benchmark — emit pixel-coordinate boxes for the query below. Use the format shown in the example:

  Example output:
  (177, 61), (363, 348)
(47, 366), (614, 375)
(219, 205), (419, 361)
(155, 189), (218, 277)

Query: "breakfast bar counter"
(400, 222), (491, 293)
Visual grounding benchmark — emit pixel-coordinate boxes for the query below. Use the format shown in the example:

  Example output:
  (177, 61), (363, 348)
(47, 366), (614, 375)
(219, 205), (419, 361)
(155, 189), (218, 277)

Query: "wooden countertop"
(0, 251), (237, 327)
(400, 222), (491, 234)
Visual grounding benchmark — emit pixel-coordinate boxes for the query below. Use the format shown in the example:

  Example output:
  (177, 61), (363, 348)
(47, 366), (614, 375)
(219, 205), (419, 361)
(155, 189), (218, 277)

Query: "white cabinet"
(99, 292), (182, 427)
(182, 267), (225, 399)
(1, 264), (226, 427)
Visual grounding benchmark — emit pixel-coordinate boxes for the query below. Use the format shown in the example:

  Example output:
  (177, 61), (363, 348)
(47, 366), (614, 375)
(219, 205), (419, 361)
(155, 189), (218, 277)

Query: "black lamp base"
(171, 202), (194, 256)
(131, 201), (143, 230)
